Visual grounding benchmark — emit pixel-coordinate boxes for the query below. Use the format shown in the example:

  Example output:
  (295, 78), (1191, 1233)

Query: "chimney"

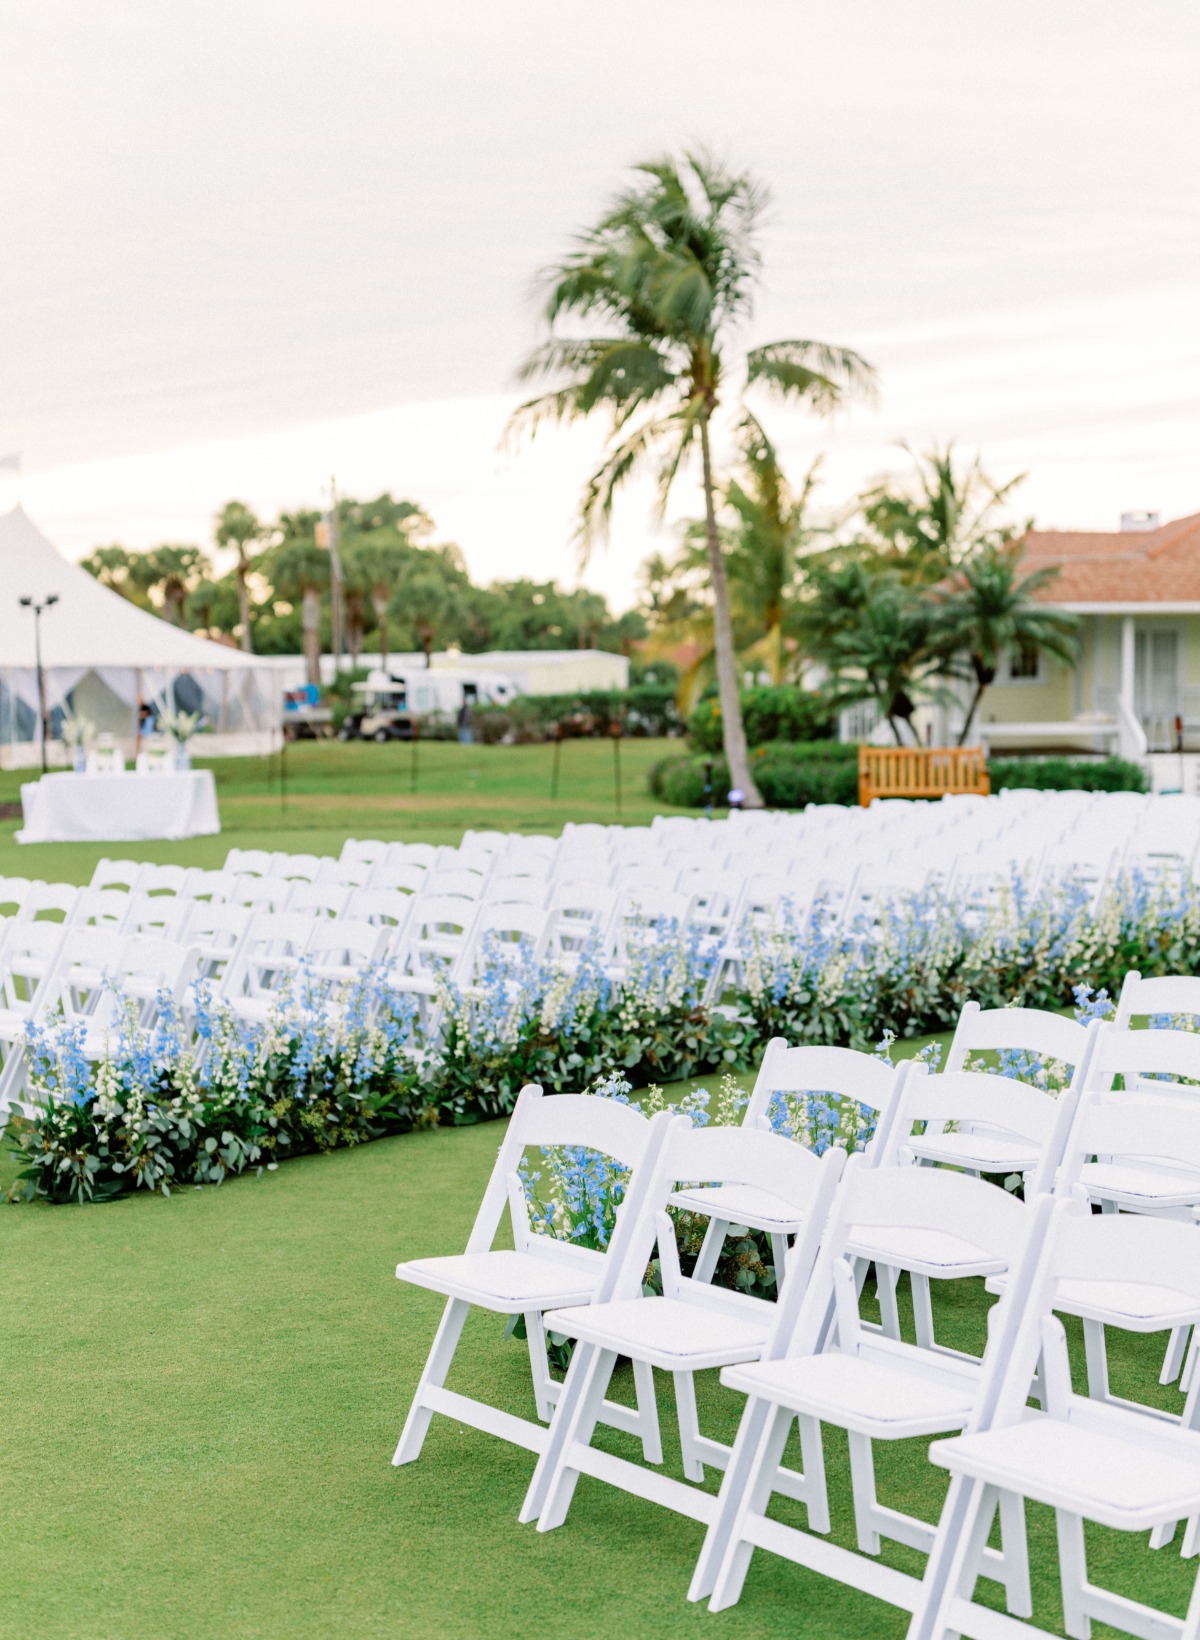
(1120, 510), (1160, 532)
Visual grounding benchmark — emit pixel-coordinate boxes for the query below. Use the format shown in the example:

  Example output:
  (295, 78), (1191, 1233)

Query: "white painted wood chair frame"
(519, 1121), (847, 1535)
(393, 1086), (671, 1471)
(692, 1160), (1041, 1621)
(675, 1040), (908, 1288)
(910, 1197), (1200, 1640)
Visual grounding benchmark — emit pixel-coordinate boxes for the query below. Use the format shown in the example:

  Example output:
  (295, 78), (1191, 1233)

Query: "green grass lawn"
(0, 737), (692, 886)
(3, 1095), (1197, 1640)
(2, 739), (1193, 1636)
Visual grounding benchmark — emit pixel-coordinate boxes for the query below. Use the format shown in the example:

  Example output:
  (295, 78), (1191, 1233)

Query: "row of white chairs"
(393, 972), (1200, 1639)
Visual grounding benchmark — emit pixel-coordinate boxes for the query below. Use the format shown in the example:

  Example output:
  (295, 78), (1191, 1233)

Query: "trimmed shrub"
(651, 741), (859, 809)
(687, 685), (838, 754)
(989, 756), (1148, 794)
(473, 685), (681, 744)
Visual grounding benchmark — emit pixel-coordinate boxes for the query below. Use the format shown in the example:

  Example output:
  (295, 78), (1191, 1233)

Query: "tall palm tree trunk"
(237, 554), (253, 654)
(700, 414), (762, 808)
(302, 586), (321, 685)
(372, 592), (389, 670)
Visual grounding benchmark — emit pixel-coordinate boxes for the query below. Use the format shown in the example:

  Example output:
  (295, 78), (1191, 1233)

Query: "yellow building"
(973, 511), (1200, 757)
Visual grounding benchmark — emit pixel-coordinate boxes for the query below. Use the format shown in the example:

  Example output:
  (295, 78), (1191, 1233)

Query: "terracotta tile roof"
(1019, 513), (1200, 605)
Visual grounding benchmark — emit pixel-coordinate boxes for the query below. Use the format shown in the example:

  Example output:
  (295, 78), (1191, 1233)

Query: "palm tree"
(509, 150), (875, 806)
(140, 545), (209, 625)
(931, 544), (1079, 743)
(214, 500), (263, 653)
(799, 562), (953, 745)
(862, 444), (1026, 578)
(343, 532), (414, 671)
(267, 514), (328, 684)
(391, 568), (464, 667)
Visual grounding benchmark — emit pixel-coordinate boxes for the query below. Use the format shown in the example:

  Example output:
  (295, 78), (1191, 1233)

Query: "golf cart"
(339, 676), (416, 742)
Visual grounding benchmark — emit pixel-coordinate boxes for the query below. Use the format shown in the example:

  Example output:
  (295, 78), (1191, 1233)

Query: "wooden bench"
(858, 745), (990, 806)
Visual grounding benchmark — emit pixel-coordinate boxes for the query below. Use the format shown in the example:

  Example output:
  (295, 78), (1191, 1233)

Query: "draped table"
(16, 770), (221, 844)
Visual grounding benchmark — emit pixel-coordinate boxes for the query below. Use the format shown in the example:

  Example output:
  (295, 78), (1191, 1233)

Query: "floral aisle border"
(6, 866), (1199, 1204)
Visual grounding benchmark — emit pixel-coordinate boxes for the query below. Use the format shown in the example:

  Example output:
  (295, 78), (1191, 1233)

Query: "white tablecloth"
(16, 771), (221, 844)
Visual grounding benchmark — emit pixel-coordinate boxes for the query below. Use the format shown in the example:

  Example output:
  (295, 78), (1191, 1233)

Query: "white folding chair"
(674, 1039), (908, 1285)
(284, 881), (350, 919)
(176, 902), (253, 983)
(339, 838), (387, 869)
(14, 882), (80, 925)
(483, 875), (550, 908)
(393, 1086), (670, 1469)
(135, 863), (189, 897)
(268, 852), (322, 882)
(178, 867), (236, 903)
(343, 888), (414, 932)
(693, 1160), (1034, 1621)
(0, 922), (70, 1110)
(1116, 970), (1200, 1030)
(223, 847), (274, 876)
(302, 918), (389, 985)
(912, 1195), (1200, 1640)
(219, 912), (313, 1021)
(520, 1119), (847, 1532)
(89, 858), (142, 893)
(366, 862), (428, 895)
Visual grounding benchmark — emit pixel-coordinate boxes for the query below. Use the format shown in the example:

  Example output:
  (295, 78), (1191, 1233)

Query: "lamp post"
(18, 593), (58, 773)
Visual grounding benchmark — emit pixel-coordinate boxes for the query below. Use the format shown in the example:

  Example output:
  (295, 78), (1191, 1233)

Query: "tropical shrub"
(988, 755), (1148, 794)
(651, 741), (859, 809)
(687, 685), (838, 754)
(472, 686), (681, 744)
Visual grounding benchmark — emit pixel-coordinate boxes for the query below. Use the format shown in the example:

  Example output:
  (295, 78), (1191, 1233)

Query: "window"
(1007, 642), (1040, 681)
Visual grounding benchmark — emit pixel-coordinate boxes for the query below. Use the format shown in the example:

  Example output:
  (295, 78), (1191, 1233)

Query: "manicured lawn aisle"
(0, 738), (690, 884)
(3, 1113), (1197, 1640)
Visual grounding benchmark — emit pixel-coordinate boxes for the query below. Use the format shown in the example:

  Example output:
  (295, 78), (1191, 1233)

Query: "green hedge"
(651, 745), (1149, 808)
(473, 685), (682, 744)
(651, 741), (859, 809)
(989, 755), (1149, 793)
(687, 684), (838, 754)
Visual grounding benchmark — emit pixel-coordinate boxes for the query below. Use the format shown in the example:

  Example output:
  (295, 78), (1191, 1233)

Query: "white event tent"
(0, 506), (291, 767)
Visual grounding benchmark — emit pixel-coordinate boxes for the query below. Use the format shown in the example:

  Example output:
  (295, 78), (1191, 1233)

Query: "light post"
(18, 593), (58, 773)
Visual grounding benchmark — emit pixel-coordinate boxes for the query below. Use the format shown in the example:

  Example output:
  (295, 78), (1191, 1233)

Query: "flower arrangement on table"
(157, 705), (202, 768)
(58, 710), (94, 771)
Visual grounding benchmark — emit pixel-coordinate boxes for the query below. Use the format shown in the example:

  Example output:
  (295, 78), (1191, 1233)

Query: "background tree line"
(81, 493), (646, 682)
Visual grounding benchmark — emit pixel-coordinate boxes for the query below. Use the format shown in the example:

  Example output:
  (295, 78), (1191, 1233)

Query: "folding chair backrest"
(0, 878), (35, 918)
(227, 875), (291, 913)
(1057, 1088), (1200, 1194)
(89, 858), (141, 893)
(136, 863), (189, 897)
(285, 881), (350, 919)
(463, 1085), (660, 1260)
(746, 1039), (899, 1130)
(545, 884), (618, 956)
(367, 863), (427, 895)
(1087, 1023), (1200, 1090)
(123, 892), (189, 941)
(177, 902), (252, 976)
(943, 999), (1091, 1075)
(224, 848), (274, 876)
(68, 888), (131, 930)
(420, 870), (486, 902)
(179, 868), (235, 903)
(315, 857), (371, 887)
(303, 918), (389, 970)
(880, 1067), (1062, 1164)
(269, 852), (321, 881)
(1051, 1200), (1200, 1309)
(383, 841), (438, 871)
(16, 882), (79, 923)
(344, 888), (414, 929)
(484, 875), (549, 907)
(0, 922), (67, 1011)
(1115, 969), (1200, 1029)
(339, 837), (387, 868)
(826, 1160), (1030, 1271)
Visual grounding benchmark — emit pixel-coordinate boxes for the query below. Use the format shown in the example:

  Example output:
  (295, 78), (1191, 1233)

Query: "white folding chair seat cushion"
(397, 1249), (600, 1312)
(846, 1220), (1013, 1279)
(931, 1406), (1200, 1532)
(1078, 1157), (1200, 1210)
(551, 1294), (771, 1370)
(722, 1346), (979, 1439)
(669, 1182), (806, 1232)
(1053, 1275), (1200, 1331)
(906, 1129), (1043, 1173)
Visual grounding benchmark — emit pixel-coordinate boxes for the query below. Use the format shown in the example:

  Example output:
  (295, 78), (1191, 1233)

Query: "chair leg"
(689, 1396), (775, 1603)
(536, 1346), (621, 1533)
(911, 1272), (936, 1350)
(877, 1262), (902, 1340)
(1081, 1317), (1110, 1402)
(1055, 1508), (1092, 1640)
(520, 1340), (608, 1525)
(1163, 1324), (1190, 1386)
(630, 1357), (663, 1465)
(674, 1370), (706, 1482)
(692, 1217), (728, 1284)
(392, 1296), (470, 1466)
(523, 1309), (556, 1423)
(796, 1413), (831, 1534)
(905, 1479), (1001, 1640)
(708, 1403), (796, 1613)
(847, 1431), (882, 1555)
(996, 1487), (1032, 1617)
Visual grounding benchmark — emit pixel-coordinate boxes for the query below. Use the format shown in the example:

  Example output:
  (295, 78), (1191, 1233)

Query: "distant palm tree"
(268, 513), (328, 684)
(862, 444), (1025, 577)
(510, 151), (875, 805)
(931, 544), (1078, 743)
(140, 545), (209, 626)
(215, 501), (263, 653)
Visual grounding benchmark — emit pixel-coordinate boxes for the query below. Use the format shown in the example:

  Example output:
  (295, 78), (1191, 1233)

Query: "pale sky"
(3, 0), (1198, 609)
